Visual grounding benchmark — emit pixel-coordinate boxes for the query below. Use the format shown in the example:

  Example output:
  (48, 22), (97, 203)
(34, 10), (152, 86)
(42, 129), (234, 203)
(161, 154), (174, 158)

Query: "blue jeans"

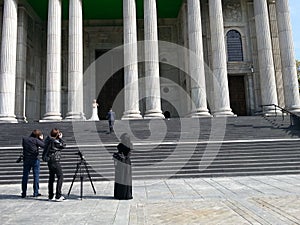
(22, 159), (40, 197)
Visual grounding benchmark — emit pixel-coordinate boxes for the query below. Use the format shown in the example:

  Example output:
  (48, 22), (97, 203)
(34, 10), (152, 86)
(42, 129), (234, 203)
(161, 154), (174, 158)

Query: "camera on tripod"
(68, 149), (96, 199)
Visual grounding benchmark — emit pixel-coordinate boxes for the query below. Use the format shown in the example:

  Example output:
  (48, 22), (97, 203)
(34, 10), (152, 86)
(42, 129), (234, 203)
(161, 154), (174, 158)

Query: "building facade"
(0, 0), (299, 122)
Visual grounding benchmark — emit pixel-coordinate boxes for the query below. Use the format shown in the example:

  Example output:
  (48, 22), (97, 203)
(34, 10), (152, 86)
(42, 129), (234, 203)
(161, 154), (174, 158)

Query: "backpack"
(42, 140), (52, 162)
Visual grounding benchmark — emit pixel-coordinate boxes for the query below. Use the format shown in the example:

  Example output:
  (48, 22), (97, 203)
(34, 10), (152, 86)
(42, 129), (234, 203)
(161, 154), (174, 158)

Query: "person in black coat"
(21, 129), (44, 198)
(43, 128), (66, 201)
(113, 133), (133, 200)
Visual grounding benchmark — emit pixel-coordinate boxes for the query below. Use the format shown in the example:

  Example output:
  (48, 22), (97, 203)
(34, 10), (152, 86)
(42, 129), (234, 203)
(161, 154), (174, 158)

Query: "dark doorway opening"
(228, 75), (247, 116)
(163, 111), (171, 119)
(161, 99), (179, 118)
(95, 50), (124, 120)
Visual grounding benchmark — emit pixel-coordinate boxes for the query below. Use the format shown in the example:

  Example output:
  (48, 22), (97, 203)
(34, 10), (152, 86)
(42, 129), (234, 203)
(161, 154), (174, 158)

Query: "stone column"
(187, 0), (211, 117)
(41, 0), (62, 121)
(209, 0), (234, 117)
(275, 0), (300, 113)
(0, 0), (18, 123)
(122, 0), (142, 120)
(15, 8), (27, 122)
(144, 0), (164, 119)
(253, 0), (278, 115)
(65, 0), (85, 120)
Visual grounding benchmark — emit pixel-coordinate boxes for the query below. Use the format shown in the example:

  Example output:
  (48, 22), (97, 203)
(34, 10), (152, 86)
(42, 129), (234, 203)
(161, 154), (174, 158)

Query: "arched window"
(227, 30), (243, 62)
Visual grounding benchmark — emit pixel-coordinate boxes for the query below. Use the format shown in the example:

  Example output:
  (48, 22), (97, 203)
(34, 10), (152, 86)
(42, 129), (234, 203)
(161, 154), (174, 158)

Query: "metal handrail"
(261, 104), (300, 127)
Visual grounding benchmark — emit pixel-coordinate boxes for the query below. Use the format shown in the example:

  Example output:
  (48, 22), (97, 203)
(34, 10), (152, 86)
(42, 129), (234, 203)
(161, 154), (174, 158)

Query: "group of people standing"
(21, 128), (133, 201)
(21, 128), (66, 201)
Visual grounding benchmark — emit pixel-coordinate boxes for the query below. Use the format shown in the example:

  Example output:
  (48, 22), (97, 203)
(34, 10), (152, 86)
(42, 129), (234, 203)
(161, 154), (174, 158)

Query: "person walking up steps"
(106, 108), (116, 133)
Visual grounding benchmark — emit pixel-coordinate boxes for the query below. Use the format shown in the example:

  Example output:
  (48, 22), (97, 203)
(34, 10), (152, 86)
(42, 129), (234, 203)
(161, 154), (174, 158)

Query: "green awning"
(27, 0), (183, 20)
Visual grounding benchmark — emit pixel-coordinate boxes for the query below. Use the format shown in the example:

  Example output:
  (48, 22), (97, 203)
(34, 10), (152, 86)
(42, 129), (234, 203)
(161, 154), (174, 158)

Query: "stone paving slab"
(135, 200), (251, 225)
(0, 175), (300, 225)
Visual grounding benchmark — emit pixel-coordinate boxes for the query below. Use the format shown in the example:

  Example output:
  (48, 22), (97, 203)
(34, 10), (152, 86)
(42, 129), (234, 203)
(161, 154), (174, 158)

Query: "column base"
(122, 110), (143, 120)
(286, 105), (300, 115)
(144, 109), (165, 119)
(0, 115), (18, 123)
(212, 109), (236, 117)
(188, 109), (212, 118)
(16, 116), (28, 123)
(262, 106), (282, 117)
(40, 112), (62, 122)
(263, 111), (282, 117)
(64, 112), (86, 121)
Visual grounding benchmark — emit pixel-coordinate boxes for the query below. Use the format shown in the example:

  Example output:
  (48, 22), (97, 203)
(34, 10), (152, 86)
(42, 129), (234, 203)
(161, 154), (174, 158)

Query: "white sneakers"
(48, 196), (55, 201)
(48, 196), (66, 202)
(55, 196), (66, 202)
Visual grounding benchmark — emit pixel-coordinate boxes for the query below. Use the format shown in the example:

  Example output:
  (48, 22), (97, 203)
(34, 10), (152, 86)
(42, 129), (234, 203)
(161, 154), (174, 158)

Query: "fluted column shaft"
(0, 0), (18, 123)
(65, 0), (85, 120)
(188, 0), (210, 117)
(42, 0), (62, 121)
(275, 0), (300, 113)
(209, 0), (234, 116)
(122, 0), (142, 120)
(253, 0), (278, 114)
(15, 8), (27, 122)
(144, 0), (164, 119)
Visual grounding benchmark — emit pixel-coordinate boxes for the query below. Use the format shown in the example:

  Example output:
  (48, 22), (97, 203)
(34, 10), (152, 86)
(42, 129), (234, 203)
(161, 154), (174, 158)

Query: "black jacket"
(44, 136), (66, 162)
(22, 137), (45, 161)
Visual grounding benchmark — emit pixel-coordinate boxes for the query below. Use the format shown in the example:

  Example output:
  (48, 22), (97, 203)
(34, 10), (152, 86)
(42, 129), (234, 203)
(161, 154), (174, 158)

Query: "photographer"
(21, 129), (44, 198)
(44, 128), (66, 202)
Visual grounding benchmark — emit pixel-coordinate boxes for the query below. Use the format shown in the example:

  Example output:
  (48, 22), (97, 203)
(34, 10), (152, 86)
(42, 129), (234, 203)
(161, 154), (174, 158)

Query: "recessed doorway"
(228, 75), (247, 116)
(95, 50), (124, 120)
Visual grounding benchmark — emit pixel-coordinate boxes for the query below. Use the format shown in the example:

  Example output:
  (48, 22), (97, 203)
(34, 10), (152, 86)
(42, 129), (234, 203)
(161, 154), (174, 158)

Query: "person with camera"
(21, 129), (44, 198)
(43, 128), (66, 202)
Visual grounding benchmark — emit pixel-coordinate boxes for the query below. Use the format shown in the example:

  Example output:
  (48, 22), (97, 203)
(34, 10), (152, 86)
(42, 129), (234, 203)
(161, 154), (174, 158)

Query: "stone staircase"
(0, 116), (300, 184)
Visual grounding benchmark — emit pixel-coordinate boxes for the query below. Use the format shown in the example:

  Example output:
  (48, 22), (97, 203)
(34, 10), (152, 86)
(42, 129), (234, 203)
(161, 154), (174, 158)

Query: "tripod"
(68, 152), (96, 200)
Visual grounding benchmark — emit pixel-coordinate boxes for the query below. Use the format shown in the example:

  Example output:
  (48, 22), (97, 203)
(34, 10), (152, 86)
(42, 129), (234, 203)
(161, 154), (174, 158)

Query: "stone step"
(0, 116), (299, 184)
(1, 143), (299, 184)
(0, 116), (298, 146)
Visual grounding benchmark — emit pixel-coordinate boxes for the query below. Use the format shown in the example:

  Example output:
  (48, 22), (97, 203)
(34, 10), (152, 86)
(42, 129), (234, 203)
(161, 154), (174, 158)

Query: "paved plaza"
(1, 175), (300, 225)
